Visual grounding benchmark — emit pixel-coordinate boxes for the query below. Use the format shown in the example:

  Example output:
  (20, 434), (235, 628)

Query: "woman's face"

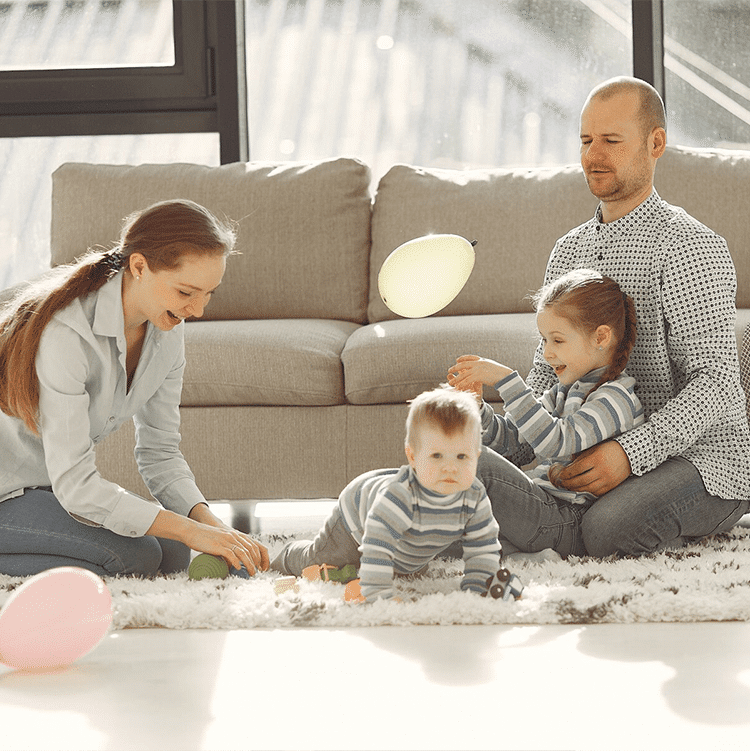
(126, 252), (227, 331)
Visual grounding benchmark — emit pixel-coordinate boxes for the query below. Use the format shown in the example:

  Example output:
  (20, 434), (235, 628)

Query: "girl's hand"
(446, 355), (484, 402)
(448, 355), (513, 391)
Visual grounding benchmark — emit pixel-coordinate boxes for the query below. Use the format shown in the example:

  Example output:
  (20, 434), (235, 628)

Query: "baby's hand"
(448, 355), (513, 391)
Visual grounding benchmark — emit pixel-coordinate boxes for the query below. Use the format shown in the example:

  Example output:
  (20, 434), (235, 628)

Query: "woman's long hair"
(532, 269), (637, 395)
(0, 199), (236, 434)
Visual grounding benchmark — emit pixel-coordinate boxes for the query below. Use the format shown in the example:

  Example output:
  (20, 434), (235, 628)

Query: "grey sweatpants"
(270, 505), (361, 575)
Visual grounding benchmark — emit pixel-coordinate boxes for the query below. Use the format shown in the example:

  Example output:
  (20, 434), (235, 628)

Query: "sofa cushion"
(181, 319), (360, 407)
(655, 145), (750, 308)
(51, 158), (373, 323)
(368, 162), (598, 322)
(342, 313), (539, 405)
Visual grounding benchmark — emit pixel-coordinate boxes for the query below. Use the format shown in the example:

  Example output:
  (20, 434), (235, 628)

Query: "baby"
(270, 387), (501, 600)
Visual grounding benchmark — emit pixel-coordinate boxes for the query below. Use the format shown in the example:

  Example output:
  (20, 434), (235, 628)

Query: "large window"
(245, 0), (633, 182)
(0, 0), (239, 288)
(663, 0), (750, 149)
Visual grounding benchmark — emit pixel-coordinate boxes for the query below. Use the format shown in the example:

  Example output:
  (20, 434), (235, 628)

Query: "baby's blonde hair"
(405, 385), (482, 449)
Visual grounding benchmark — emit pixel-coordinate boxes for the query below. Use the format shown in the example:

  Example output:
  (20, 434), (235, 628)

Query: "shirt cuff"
(616, 422), (656, 476)
(102, 491), (162, 537)
(494, 371), (526, 403)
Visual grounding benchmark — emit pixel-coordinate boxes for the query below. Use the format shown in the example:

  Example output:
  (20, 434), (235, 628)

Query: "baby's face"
(406, 424), (480, 496)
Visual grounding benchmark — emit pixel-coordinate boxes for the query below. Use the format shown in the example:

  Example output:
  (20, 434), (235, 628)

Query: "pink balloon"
(0, 567), (112, 671)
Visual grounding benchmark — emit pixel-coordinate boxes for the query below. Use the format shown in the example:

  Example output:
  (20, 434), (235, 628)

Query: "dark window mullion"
(631, 0), (666, 103)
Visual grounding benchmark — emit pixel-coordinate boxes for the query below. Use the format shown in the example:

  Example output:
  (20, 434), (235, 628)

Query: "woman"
(0, 199), (268, 577)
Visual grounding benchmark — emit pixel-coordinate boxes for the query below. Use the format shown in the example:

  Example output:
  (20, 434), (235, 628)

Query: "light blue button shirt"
(0, 272), (207, 537)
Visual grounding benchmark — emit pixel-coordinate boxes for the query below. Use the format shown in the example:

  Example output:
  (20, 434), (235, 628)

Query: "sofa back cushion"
(368, 162), (598, 322)
(368, 145), (750, 322)
(52, 158), (373, 323)
(655, 145), (750, 309)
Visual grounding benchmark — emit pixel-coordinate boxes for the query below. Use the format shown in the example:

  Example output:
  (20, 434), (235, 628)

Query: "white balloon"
(378, 234), (476, 318)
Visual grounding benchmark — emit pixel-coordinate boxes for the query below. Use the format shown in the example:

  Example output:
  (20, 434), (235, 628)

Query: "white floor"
(2, 623), (750, 751)
(2, 503), (750, 751)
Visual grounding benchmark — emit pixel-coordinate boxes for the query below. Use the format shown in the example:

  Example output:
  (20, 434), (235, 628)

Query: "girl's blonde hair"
(0, 199), (237, 434)
(405, 385), (482, 449)
(532, 269), (637, 394)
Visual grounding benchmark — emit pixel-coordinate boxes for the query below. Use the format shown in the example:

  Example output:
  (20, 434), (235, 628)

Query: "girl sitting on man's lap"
(448, 268), (645, 557)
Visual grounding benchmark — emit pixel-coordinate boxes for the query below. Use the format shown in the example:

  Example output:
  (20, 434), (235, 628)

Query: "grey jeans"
(477, 448), (749, 558)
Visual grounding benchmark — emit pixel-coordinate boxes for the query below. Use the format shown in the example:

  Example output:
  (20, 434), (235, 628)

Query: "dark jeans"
(0, 488), (190, 577)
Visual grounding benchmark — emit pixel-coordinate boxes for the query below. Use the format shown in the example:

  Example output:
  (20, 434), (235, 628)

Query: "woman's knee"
(106, 536), (163, 577)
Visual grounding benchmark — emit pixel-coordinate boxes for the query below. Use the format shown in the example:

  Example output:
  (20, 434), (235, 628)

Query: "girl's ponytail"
(0, 250), (118, 433)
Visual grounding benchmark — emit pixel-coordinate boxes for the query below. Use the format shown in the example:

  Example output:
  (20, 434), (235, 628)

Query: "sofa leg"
(230, 503), (254, 534)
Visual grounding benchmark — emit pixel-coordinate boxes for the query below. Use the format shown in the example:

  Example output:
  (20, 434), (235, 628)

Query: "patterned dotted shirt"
(526, 190), (750, 501)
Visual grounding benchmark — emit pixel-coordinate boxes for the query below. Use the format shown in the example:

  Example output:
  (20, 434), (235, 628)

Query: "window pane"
(0, 0), (174, 70)
(0, 133), (219, 290)
(663, 0), (750, 149)
(245, 0), (631, 182)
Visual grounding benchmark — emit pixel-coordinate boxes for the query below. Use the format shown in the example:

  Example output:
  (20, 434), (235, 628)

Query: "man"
(480, 76), (750, 557)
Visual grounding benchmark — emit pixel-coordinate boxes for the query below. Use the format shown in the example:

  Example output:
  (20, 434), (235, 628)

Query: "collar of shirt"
(92, 270), (127, 339)
(594, 188), (661, 238)
(88, 271), (165, 357)
(408, 466), (465, 506)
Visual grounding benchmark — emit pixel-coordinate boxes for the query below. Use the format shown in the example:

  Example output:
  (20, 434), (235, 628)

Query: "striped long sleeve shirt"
(481, 368), (645, 504)
(339, 465), (501, 600)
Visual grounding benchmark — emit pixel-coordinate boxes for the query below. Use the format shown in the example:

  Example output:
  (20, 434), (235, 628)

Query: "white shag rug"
(3, 527), (750, 628)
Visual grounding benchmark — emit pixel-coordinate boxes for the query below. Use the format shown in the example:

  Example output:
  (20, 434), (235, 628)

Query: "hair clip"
(101, 250), (125, 279)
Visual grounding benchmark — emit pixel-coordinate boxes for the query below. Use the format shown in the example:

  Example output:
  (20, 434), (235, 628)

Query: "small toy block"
(273, 576), (300, 595)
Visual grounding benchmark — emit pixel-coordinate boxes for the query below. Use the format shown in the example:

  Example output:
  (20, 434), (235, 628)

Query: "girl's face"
(126, 251), (226, 331)
(537, 306), (611, 386)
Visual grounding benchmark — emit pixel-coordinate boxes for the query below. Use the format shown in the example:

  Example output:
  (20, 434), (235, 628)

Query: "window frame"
(0, 0), (247, 162)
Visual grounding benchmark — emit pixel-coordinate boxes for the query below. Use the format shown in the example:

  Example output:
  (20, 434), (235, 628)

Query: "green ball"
(188, 553), (230, 580)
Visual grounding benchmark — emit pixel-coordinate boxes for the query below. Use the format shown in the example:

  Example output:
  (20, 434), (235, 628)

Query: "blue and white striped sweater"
(339, 465), (501, 600)
(482, 368), (645, 504)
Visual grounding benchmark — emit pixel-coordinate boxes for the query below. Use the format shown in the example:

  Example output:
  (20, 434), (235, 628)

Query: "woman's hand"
(188, 503), (270, 574)
(148, 506), (270, 575)
(185, 522), (269, 575)
(448, 355), (513, 392)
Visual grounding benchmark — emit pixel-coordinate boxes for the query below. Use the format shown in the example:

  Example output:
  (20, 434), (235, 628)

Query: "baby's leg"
(270, 506), (361, 575)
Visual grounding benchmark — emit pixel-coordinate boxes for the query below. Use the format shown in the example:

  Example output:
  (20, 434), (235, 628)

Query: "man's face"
(579, 90), (657, 220)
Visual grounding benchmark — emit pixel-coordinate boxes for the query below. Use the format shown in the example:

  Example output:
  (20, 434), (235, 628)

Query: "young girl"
(447, 268), (644, 557)
(0, 199), (269, 578)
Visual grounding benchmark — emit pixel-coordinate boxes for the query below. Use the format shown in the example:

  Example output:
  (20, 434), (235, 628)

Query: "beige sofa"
(10, 145), (750, 523)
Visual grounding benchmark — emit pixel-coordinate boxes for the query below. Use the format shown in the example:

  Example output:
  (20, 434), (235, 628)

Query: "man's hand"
(556, 441), (632, 497)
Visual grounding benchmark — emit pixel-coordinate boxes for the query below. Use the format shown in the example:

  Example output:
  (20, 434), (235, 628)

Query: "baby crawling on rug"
(270, 387), (502, 601)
